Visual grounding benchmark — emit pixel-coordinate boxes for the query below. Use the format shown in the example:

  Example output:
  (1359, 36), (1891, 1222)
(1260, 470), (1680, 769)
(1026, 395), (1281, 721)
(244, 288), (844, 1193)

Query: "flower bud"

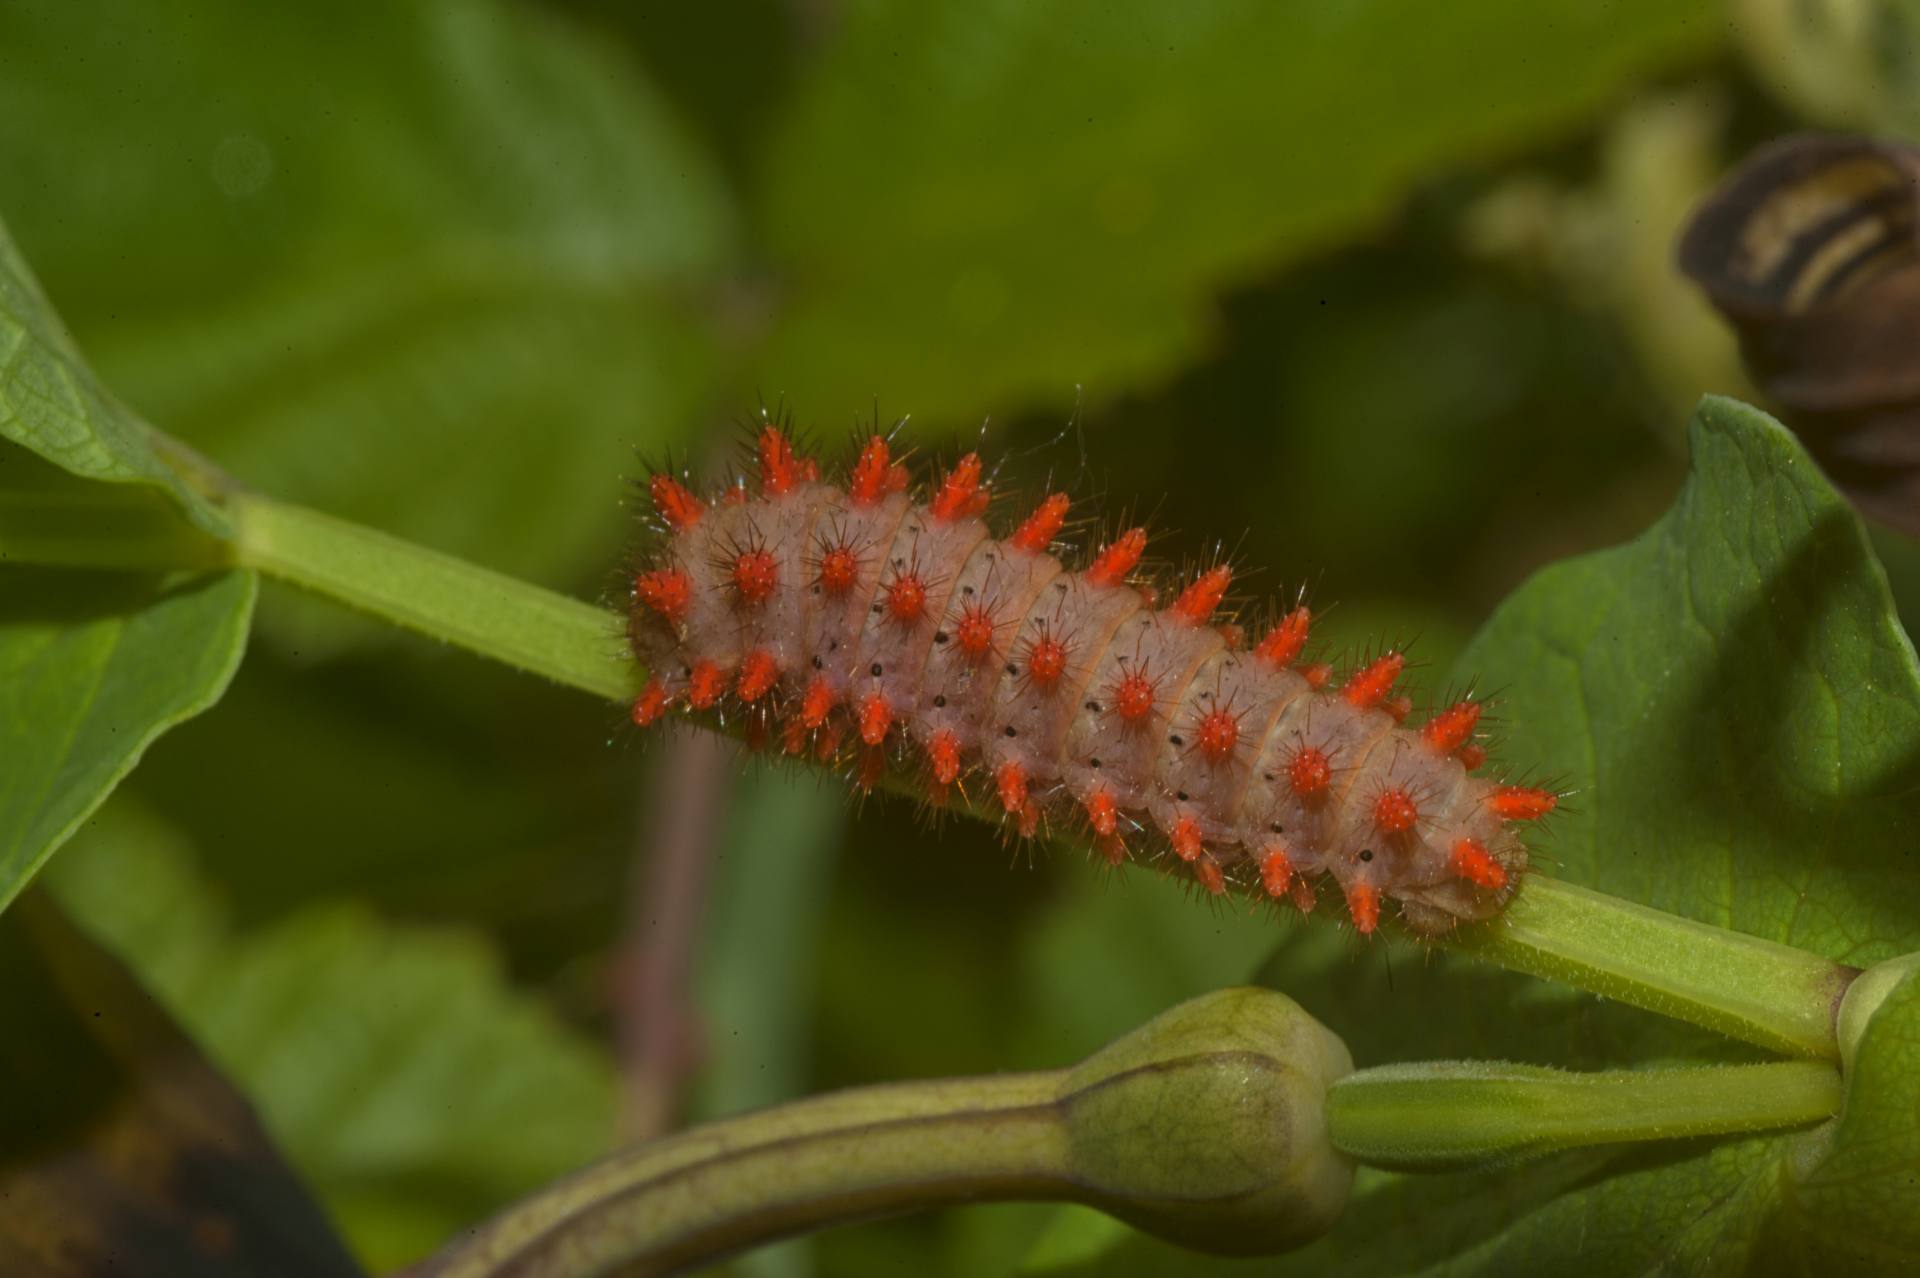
(1057, 986), (1355, 1255)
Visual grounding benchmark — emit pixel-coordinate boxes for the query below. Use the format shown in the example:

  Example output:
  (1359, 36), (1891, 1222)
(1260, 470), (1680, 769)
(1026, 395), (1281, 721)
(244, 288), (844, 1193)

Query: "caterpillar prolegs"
(626, 422), (1556, 936)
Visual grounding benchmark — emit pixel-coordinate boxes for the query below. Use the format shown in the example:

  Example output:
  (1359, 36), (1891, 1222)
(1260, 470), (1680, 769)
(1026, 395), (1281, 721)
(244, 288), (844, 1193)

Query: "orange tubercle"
(886, 573), (927, 624)
(649, 475), (706, 531)
(1170, 815), (1204, 861)
(1195, 707), (1239, 762)
(1450, 837), (1508, 890)
(1487, 785), (1557, 821)
(1458, 744), (1488, 772)
(1111, 667), (1156, 722)
(849, 436), (892, 506)
(1170, 566), (1231, 625)
(858, 692), (893, 746)
(687, 660), (727, 710)
(928, 730), (962, 785)
(1009, 493), (1070, 553)
(1254, 606), (1312, 668)
(1194, 858), (1226, 896)
(635, 568), (692, 624)
(1342, 651), (1404, 711)
(736, 649), (779, 702)
(757, 426), (811, 496)
(1259, 845), (1294, 897)
(1084, 787), (1119, 837)
(1346, 883), (1381, 935)
(930, 453), (989, 521)
(1086, 528), (1148, 588)
(953, 602), (996, 660)
(731, 549), (779, 605)
(1025, 631), (1068, 687)
(1288, 746), (1331, 799)
(818, 543), (859, 595)
(630, 678), (670, 727)
(1421, 699), (1482, 755)
(800, 675), (838, 729)
(1373, 787), (1418, 835)
(1300, 662), (1333, 690)
(996, 760), (1029, 816)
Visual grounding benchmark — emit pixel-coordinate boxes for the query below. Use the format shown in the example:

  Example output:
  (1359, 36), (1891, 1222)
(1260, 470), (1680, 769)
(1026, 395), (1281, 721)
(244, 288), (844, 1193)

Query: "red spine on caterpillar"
(1289, 746), (1331, 799)
(886, 572), (927, 624)
(1010, 494), (1070, 553)
(1195, 707), (1239, 762)
(625, 420), (1545, 936)
(636, 568), (692, 623)
(1024, 626), (1069, 687)
(930, 453), (989, 521)
(649, 475), (705, 531)
(1086, 528), (1148, 588)
(1373, 787), (1418, 835)
(1255, 606), (1312, 668)
(1111, 666), (1158, 722)
(928, 729), (962, 786)
(631, 677), (670, 726)
(1421, 699), (1481, 755)
(1487, 786), (1557, 821)
(1346, 883), (1381, 935)
(757, 426), (816, 495)
(731, 548), (778, 606)
(1171, 566), (1231, 625)
(1342, 651), (1404, 710)
(1085, 787), (1119, 837)
(737, 649), (779, 702)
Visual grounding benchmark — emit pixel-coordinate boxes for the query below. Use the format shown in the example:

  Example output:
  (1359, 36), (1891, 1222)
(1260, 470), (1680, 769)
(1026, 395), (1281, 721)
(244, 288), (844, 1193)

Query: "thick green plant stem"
(1327, 1058), (1843, 1172)
(1446, 875), (1856, 1060)
(226, 492), (641, 702)
(420, 988), (1355, 1277)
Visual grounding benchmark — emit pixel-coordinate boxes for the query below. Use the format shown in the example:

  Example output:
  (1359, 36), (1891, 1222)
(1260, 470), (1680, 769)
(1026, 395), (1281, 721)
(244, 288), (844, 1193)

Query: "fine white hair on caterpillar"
(625, 416), (1556, 936)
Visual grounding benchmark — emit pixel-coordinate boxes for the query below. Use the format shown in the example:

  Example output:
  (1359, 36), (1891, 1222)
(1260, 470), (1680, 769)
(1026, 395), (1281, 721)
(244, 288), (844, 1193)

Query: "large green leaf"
(49, 802), (620, 1272)
(1463, 396), (1920, 965)
(0, 889), (364, 1278)
(1027, 399), (1920, 1274)
(0, 0), (734, 650)
(754, 0), (1719, 424)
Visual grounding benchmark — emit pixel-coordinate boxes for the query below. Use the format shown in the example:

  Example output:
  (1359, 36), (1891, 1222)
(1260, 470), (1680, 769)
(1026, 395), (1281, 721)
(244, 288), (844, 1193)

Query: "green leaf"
(0, 219), (255, 917)
(1029, 401), (1920, 1275)
(0, 223), (226, 534)
(49, 803), (620, 1273)
(1461, 396), (1920, 965)
(0, 889), (364, 1278)
(0, 0), (735, 651)
(755, 0), (1719, 424)
(0, 565), (255, 916)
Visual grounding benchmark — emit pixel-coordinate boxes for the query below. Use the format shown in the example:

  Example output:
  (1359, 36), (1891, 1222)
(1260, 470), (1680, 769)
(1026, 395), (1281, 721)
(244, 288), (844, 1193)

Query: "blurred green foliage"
(6, 0), (1919, 1274)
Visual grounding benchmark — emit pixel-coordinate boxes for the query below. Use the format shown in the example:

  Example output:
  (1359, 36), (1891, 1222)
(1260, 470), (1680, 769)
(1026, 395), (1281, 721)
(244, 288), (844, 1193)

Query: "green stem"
(421, 1070), (1070, 1278)
(1445, 876), (1855, 1060)
(226, 492), (641, 702)
(418, 988), (1356, 1276)
(1327, 1058), (1842, 1172)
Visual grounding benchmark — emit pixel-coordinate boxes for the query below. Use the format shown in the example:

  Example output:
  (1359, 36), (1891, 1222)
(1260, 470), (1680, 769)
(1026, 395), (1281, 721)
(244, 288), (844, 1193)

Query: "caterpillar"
(625, 420), (1556, 936)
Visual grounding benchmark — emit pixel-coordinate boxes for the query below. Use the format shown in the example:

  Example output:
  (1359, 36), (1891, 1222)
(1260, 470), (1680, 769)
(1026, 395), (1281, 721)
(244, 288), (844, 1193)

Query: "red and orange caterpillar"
(626, 423), (1556, 936)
